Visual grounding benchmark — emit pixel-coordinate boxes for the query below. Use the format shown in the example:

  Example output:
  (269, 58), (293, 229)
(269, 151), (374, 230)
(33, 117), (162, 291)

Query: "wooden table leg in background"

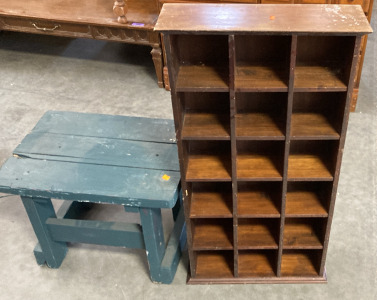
(151, 45), (164, 88)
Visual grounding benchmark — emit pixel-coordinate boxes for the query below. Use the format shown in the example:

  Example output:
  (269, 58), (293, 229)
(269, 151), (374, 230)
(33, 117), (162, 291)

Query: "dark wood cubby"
(180, 92), (231, 140)
(192, 218), (233, 250)
(294, 36), (355, 91)
(238, 218), (280, 249)
(291, 92), (346, 140)
(283, 218), (325, 249)
(237, 141), (285, 180)
(156, 3), (372, 284)
(286, 182), (331, 218)
(238, 250), (278, 277)
(170, 34), (229, 91)
(281, 250), (322, 277)
(288, 140), (338, 180)
(185, 140), (232, 181)
(235, 35), (291, 92)
(190, 182), (233, 218)
(195, 251), (234, 278)
(236, 93), (287, 140)
(237, 182), (281, 218)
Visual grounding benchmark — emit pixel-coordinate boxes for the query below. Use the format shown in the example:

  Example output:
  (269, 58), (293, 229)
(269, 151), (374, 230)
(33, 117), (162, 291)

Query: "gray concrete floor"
(0, 7), (376, 299)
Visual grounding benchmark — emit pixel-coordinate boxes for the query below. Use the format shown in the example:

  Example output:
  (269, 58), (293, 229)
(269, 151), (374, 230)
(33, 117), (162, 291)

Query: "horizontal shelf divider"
(182, 112), (230, 140)
(194, 251), (234, 279)
(176, 65), (229, 92)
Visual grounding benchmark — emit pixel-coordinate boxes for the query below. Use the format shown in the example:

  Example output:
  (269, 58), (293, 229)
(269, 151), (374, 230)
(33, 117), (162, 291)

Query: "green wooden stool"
(0, 111), (185, 284)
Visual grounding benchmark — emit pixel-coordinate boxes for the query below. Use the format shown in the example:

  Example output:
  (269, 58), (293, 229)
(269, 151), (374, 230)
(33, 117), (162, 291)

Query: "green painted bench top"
(0, 111), (180, 208)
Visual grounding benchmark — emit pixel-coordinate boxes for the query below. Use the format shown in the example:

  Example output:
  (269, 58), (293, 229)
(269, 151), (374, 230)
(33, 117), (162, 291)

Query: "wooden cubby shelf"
(238, 251), (277, 277)
(236, 112), (285, 140)
(294, 66), (348, 91)
(281, 251), (321, 277)
(283, 219), (324, 249)
(290, 92), (345, 140)
(291, 113), (339, 140)
(236, 93), (286, 140)
(185, 141), (231, 181)
(192, 219), (233, 250)
(285, 190), (328, 217)
(294, 36), (355, 92)
(190, 182), (233, 218)
(286, 182), (330, 217)
(288, 141), (337, 180)
(235, 64), (289, 92)
(156, 3), (372, 283)
(186, 153), (231, 181)
(238, 219), (279, 249)
(171, 34), (229, 91)
(237, 141), (284, 180)
(180, 92), (230, 140)
(235, 35), (290, 92)
(237, 182), (281, 217)
(176, 65), (229, 91)
(195, 251), (234, 278)
(182, 112), (230, 140)
(288, 154), (333, 180)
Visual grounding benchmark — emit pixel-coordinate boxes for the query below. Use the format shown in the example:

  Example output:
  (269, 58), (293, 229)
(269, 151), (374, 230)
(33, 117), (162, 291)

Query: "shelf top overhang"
(155, 4), (373, 35)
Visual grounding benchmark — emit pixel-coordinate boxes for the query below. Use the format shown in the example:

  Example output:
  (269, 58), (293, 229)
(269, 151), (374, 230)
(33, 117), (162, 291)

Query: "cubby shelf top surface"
(155, 4), (372, 35)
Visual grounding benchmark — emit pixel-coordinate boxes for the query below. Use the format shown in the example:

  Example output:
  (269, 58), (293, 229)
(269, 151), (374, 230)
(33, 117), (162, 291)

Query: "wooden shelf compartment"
(288, 140), (338, 180)
(281, 250), (321, 277)
(237, 141), (284, 180)
(286, 182), (331, 217)
(190, 182), (233, 218)
(291, 92), (346, 140)
(176, 65), (229, 91)
(192, 218), (233, 250)
(182, 113), (230, 140)
(235, 35), (291, 91)
(294, 36), (355, 91)
(237, 182), (281, 217)
(235, 93), (287, 140)
(238, 219), (279, 249)
(185, 140), (231, 181)
(170, 34), (229, 91)
(283, 218), (325, 249)
(194, 251), (234, 278)
(180, 92), (230, 140)
(238, 250), (277, 277)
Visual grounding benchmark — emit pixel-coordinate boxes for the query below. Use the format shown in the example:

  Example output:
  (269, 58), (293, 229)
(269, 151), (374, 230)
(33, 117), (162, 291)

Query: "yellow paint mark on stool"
(162, 174), (171, 181)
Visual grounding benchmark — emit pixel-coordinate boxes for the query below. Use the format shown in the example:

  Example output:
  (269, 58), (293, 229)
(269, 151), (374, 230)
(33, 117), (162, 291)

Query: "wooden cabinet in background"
(0, 0), (165, 88)
(156, 3), (372, 283)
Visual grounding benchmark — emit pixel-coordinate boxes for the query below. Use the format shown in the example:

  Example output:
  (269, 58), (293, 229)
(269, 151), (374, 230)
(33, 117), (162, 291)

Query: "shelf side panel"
(319, 36), (362, 276)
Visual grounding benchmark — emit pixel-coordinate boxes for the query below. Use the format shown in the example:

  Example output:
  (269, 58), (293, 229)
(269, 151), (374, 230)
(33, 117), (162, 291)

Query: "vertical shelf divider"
(319, 36), (363, 276)
(229, 34), (239, 277)
(163, 34), (198, 278)
(277, 35), (297, 277)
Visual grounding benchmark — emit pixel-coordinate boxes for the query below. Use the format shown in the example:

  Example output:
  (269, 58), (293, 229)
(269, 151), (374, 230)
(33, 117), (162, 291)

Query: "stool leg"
(172, 188), (182, 222)
(21, 196), (68, 268)
(139, 208), (165, 282)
